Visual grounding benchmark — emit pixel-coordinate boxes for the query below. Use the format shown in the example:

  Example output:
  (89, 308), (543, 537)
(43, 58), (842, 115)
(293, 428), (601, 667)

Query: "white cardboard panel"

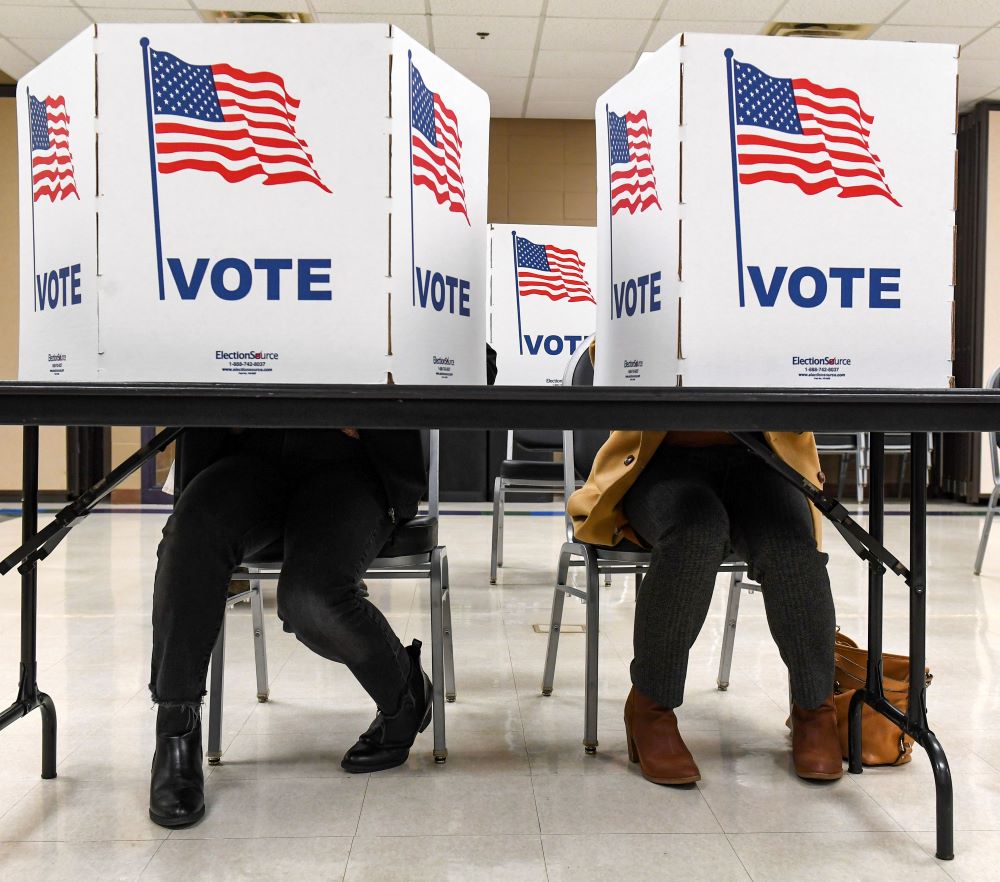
(595, 33), (957, 389)
(95, 24), (390, 382)
(489, 223), (596, 386)
(389, 28), (489, 385)
(18, 24), (489, 384)
(594, 45), (680, 386)
(18, 27), (99, 381)
(681, 34), (956, 388)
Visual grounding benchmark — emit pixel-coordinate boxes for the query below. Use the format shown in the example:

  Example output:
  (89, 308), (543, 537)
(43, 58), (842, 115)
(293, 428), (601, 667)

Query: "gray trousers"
(622, 443), (835, 710)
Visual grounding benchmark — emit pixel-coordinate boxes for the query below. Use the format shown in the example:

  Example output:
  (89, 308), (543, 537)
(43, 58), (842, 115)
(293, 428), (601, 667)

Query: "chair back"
(814, 433), (862, 451)
(560, 337), (609, 538)
(425, 429), (439, 518)
(988, 366), (1000, 484)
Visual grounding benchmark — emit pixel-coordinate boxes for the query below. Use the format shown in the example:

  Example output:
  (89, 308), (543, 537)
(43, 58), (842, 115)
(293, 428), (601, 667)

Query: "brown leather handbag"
(833, 631), (932, 766)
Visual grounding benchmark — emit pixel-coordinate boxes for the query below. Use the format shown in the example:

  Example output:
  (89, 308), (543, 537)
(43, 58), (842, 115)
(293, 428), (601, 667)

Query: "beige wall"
(488, 118), (596, 225)
(0, 96), (66, 492)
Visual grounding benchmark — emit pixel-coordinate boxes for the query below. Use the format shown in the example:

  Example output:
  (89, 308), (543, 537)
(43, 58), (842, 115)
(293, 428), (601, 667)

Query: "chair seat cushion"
(377, 515), (438, 559)
(500, 459), (564, 482)
(240, 515), (438, 569)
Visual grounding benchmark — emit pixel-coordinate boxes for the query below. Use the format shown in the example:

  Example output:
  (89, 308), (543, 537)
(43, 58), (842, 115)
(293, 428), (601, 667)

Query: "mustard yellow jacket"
(567, 430), (825, 550)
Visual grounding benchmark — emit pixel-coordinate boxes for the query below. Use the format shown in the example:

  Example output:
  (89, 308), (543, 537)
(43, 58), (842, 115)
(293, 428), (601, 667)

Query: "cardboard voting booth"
(18, 24), (489, 383)
(489, 224), (597, 386)
(595, 33), (957, 388)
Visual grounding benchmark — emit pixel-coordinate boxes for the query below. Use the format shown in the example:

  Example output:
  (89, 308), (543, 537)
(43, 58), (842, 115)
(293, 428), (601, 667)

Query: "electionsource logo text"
(216, 350), (279, 360)
(792, 356), (852, 366)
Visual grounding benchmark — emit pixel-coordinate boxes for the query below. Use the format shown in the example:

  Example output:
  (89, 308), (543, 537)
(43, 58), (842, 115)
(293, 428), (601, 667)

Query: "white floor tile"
(0, 840), (161, 882)
(356, 774), (539, 836)
(531, 772), (722, 834)
(345, 834), (547, 881)
(728, 831), (951, 881)
(140, 836), (353, 881)
(0, 779), (167, 842)
(541, 833), (750, 882)
(169, 776), (368, 840)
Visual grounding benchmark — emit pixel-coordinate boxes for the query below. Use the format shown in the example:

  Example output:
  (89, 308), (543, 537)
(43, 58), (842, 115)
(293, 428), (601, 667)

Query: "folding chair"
(540, 342), (755, 753)
(198, 430), (456, 765)
(490, 429), (569, 583)
(815, 433), (867, 503)
(974, 366), (1000, 574)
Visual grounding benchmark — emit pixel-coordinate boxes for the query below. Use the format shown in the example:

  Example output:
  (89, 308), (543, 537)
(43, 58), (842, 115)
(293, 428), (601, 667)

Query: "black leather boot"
(149, 704), (206, 828)
(341, 640), (432, 773)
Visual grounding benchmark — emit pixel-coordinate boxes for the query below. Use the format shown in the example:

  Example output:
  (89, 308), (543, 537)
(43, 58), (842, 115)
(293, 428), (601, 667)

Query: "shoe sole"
(795, 769), (844, 781)
(149, 804), (205, 828)
(640, 770), (701, 786)
(341, 695), (433, 775)
(341, 755), (410, 774)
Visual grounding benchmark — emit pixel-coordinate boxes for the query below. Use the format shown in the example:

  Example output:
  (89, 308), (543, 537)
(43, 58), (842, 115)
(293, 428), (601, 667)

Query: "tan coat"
(567, 430), (825, 550)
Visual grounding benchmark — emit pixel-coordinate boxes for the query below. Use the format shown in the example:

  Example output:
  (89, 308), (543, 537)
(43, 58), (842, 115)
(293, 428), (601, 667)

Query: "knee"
(157, 506), (237, 567)
(278, 580), (356, 638)
(649, 491), (729, 549)
(752, 541), (830, 586)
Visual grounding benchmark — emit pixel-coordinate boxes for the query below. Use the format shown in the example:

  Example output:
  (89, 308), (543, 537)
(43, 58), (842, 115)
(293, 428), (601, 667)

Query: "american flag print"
(29, 93), (78, 203)
(148, 46), (329, 192)
(732, 58), (899, 206)
(608, 109), (661, 216)
(515, 235), (594, 305)
(410, 62), (469, 224)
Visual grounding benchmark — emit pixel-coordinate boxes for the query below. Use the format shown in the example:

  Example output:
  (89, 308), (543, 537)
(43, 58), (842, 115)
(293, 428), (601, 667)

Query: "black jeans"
(149, 430), (412, 712)
(623, 443), (836, 710)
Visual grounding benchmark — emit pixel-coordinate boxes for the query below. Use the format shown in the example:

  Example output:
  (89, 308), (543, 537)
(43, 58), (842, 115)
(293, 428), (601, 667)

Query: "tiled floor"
(1, 501), (999, 880)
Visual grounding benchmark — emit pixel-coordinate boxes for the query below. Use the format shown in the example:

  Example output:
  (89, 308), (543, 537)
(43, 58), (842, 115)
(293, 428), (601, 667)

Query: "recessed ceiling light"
(764, 22), (874, 39)
(204, 11), (313, 24)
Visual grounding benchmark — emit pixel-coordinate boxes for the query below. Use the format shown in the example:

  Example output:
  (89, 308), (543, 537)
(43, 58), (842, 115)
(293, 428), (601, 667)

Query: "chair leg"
(206, 612), (226, 765)
(542, 544), (572, 696)
(249, 577), (269, 703)
(490, 477), (503, 583)
(441, 550), (456, 702)
(974, 487), (1000, 574)
(429, 547), (447, 763)
(717, 570), (744, 691)
(583, 545), (600, 754)
(855, 451), (864, 504)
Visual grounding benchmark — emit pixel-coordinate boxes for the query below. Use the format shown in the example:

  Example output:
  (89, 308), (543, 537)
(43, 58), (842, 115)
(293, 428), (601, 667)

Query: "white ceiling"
(3, 0), (1000, 115)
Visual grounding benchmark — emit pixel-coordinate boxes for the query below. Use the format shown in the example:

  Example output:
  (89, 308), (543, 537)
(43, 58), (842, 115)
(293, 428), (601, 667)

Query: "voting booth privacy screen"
(18, 24), (489, 383)
(489, 224), (597, 386)
(595, 33), (957, 388)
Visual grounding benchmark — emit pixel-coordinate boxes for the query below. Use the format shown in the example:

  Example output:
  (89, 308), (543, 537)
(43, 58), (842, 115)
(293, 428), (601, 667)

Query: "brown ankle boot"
(790, 694), (843, 781)
(623, 687), (701, 785)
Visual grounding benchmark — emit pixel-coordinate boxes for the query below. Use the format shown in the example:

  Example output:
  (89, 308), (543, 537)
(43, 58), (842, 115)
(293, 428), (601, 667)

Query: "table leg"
(849, 432), (886, 774)
(908, 433), (953, 861)
(0, 426), (58, 778)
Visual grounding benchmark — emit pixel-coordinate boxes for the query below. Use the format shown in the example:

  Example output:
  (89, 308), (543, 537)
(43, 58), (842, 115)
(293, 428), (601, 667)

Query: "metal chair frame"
(205, 430), (456, 765)
(539, 343), (758, 753)
(974, 366), (1000, 574)
(881, 432), (934, 499)
(815, 433), (868, 503)
(490, 429), (573, 583)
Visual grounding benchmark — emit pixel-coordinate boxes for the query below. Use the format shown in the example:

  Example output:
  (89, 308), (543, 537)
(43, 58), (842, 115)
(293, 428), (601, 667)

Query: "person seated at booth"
(148, 348), (497, 828)
(568, 427), (841, 785)
(147, 425), (429, 827)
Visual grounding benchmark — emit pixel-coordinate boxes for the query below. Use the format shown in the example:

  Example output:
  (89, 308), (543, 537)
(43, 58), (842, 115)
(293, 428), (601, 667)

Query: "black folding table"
(2, 382), (998, 861)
